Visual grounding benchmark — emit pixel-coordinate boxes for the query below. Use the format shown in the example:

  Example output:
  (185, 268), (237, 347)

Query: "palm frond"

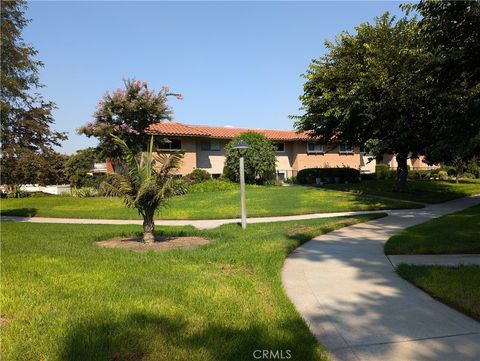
(111, 134), (141, 183)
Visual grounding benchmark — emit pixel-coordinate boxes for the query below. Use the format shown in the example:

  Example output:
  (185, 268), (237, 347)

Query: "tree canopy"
(78, 79), (182, 160)
(1, 0), (67, 186)
(223, 132), (276, 184)
(294, 1), (480, 191)
(64, 148), (101, 187)
(411, 1), (480, 170)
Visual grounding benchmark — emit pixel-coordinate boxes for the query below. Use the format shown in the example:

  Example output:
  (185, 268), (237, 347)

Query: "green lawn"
(0, 214), (382, 360)
(0, 186), (418, 220)
(323, 179), (480, 203)
(397, 265), (480, 321)
(385, 205), (480, 254)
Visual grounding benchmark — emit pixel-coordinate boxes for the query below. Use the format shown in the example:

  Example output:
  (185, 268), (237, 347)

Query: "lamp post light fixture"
(233, 140), (249, 229)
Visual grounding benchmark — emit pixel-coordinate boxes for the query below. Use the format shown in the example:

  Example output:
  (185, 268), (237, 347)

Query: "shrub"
(64, 147), (101, 187)
(462, 172), (475, 179)
(297, 167), (360, 184)
(71, 187), (98, 198)
(375, 164), (393, 180)
(6, 189), (31, 198)
(170, 178), (190, 195)
(189, 179), (238, 193)
(284, 176), (297, 184)
(360, 173), (376, 181)
(223, 132), (276, 184)
(439, 166), (456, 177)
(438, 170), (449, 180)
(264, 179), (283, 186)
(185, 169), (211, 184)
(466, 161), (480, 178)
(408, 170), (431, 180)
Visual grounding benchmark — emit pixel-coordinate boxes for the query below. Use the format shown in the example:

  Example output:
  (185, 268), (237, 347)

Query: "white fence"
(20, 184), (71, 195)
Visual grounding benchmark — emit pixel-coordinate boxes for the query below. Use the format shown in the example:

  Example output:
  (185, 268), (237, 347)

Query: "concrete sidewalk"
(0, 209), (389, 229)
(282, 196), (480, 361)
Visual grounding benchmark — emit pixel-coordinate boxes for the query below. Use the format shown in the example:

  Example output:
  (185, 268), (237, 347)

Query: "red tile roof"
(146, 122), (317, 141)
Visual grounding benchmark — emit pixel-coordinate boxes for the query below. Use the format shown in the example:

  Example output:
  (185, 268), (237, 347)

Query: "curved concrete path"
(0, 209), (389, 229)
(282, 196), (480, 361)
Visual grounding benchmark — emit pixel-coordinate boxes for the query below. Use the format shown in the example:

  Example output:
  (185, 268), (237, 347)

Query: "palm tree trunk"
(142, 210), (155, 244)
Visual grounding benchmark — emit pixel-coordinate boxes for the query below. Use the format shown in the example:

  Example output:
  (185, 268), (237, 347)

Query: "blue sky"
(26, 1), (406, 154)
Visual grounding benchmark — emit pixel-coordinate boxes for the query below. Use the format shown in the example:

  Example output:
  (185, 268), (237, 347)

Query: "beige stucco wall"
(382, 154), (436, 170)
(154, 137), (197, 175)
(292, 143), (362, 172)
(156, 137), (370, 177)
(196, 138), (229, 175)
(275, 142), (295, 173)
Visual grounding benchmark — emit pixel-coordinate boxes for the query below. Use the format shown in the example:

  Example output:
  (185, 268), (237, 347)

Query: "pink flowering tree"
(78, 78), (182, 159)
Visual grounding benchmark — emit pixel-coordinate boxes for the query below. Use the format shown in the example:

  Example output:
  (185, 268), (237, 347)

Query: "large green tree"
(411, 1), (480, 171)
(78, 79), (182, 161)
(64, 147), (100, 187)
(294, 13), (430, 192)
(223, 132), (276, 184)
(294, 2), (480, 192)
(1, 0), (67, 186)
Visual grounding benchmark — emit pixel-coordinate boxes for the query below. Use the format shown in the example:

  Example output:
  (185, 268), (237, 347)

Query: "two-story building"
(141, 122), (377, 179)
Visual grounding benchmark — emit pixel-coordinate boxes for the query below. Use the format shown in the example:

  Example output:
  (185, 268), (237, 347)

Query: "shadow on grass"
(0, 208), (38, 217)
(61, 312), (322, 361)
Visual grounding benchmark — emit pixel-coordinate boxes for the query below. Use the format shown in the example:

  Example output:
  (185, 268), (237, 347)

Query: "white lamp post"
(233, 140), (249, 229)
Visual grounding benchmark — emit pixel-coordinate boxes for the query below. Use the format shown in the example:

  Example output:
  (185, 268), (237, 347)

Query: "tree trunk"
(455, 164), (462, 184)
(394, 152), (409, 193)
(142, 210), (155, 244)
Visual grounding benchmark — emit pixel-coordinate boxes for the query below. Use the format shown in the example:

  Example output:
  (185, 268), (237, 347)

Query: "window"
(158, 138), (182, 150)
(307, 143), (324, 153)
(273, 142), (285, 152)
(339, 144), (354, 153)
(200, 140), (221, 151)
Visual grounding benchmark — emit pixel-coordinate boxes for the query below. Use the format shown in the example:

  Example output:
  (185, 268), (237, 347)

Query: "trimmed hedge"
(297, 167), (360, 184)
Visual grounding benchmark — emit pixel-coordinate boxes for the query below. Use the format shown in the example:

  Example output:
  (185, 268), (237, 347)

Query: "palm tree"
(108, 135), (183, 243)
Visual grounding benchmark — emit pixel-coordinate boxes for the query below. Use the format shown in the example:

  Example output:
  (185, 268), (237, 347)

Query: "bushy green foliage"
(284, 176), (297, 184)
(64, 148), (100, 187)
(408, 170), (432, 180)
(294, 3), (480, 192)
(263, 179), (283, 186)
(5, 189), (31, 198)
(1, 0), (67, 186)
(463, 172), (475, 179)
(169, 178), (190, 195)
(375, 165), (395, 180)
(189, 179), (238, 193)
(71, 187), (98, 198)
(297, 168), (360, 184)
(438, 171), (449, 181)
(223, 132), (276, 184)
(184, 169), (211, 184)
(466, 161), (480, 178)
